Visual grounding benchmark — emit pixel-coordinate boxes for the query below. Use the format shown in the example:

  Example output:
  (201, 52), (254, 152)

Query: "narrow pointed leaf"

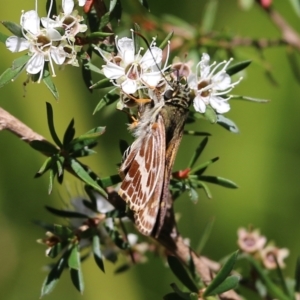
(197, 181), (212, 199)
(43, 71), (59, 100)
(93, 88), (119, 114)
(68, 245), (80, 270)
(46, 102), (63, 147)
(35, 157), (53, 177)
(188, 137), (209, 169)
(53, 224), (73, 238)
(0, 32), (8, 43)
(12, 55), (31, 69)
(63, 119), (75, 147)
(40, 251), (69, 297)
(93, 235), (105, 272)
(0, 59), (29, 87)
(1, 21), (23, 37)
(114, 263), (131, 274)
(216, 115), (239, 133)
(203, 250), (239, 297)
(48, 168), (55, 194)
(70, 268), (84, 294)
(230, 94), (270, 103)
(70, 159), (106, 195)
(105, 226), (129, 250)
(205, 275), (240, 296)
(170, 283), (192, 300)
(159, 31), (174, 49)
(89, 77), (111, 89)
(99, 174), (122, 188)
(167, 256), (198, 293)
(226, 60), (251, 76)
(45, 206), (89, 219)
(30, 140), (58, 155)
(192, 157), (219, 175)
(199, 176), (238, 189)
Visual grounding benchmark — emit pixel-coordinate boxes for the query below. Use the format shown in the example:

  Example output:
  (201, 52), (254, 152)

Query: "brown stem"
(0, 106), (241, 299)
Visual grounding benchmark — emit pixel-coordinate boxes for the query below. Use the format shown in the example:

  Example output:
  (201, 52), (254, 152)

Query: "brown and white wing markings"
(119, 115), (166, 235)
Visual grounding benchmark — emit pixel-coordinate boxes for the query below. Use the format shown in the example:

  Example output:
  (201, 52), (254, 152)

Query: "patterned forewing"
(133, 115), (166, 235)
(118, 115), (166, 216)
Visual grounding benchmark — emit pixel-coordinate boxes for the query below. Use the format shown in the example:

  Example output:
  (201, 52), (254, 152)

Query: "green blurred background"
(1, 0), (300, 299)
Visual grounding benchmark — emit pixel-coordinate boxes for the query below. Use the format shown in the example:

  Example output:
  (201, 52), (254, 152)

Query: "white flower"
(41, 1), (87, 40)
(188, 53), (242, 114)
(96, 32), (165, 94)
(6, 10), (65, 82)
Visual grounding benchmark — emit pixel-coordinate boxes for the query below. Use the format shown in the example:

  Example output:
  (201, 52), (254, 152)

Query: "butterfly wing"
(119, 115), (166, 235)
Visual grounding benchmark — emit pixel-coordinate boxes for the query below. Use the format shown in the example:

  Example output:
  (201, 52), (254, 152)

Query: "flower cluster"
(5, 0), (87, 82)
(96, 33), (242, 115)
(237, 227), (289, 269)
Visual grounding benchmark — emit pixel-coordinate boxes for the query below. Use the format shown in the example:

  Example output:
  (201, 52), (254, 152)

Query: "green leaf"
(93, 235), (105, 273)
(159, 31), (174, 50)
(188, 187), (198, 204)
(167, 256), (198, 293)
(70, 159), (106, 195)
(0, 56), (30, 88)
(99, 12), (110, 30)
(63, 119), (75, 148)
(199, 176), (238, 189)
(34, 157), (53, 178)
(206, 275), (240, 295)
(201, 0), (218, 33)
(47, 242), (65, 258)
(1, 21), (23, 37)
(70, 267), (84, 294)
(99, 174), (122, 188)
(216, 115), (239, 133)
(230, 94), (270, 103)
(114, 263), (131, 274)
(93, 88), (119, 114)
(226, 60), (252, 76)
(68, 245), (80, 270)
(0, 32), (8, 43)
(188, 137), (208, 169)
(203, 250), (239, 297)
(12, 55), (31, 69)
(46, 102), (63, 147)
(45, 205), (89, 219)
(295, 256), (300, 292)
(53, 224), (73, 238)
(191, 157), (219, 175)
(196, 217), (215, 254)
(43, 70), (59, 100)
(196, 181), (213, 199)
(89, 77), (112, 89)
(30, 140), (58, 155)
(48, 168), (55, 194)
(169, 283), (192, 300)
(40, 252), (69, 297)
(204, 105), (217, 123)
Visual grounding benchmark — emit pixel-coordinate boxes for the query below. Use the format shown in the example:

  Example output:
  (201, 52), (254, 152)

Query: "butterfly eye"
(164, 89), (173, 100)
